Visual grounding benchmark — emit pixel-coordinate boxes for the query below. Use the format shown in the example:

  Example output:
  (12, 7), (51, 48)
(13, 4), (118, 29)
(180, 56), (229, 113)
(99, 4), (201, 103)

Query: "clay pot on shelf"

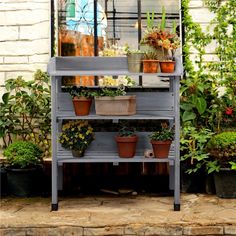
(72, 96), (92, 116)
(159, 61), (176, 73)
(151, 140), (172, 158)
(143, 60), (159, 73)
(115, 135), (138, 158)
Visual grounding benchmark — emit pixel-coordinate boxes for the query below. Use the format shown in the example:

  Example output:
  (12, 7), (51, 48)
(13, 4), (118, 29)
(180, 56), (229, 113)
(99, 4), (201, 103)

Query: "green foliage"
(95, 86), (126, 97)
(146, 10), (155, 30)
(59, 120), (94, 151)
(69, 86), (93, 98)
(0, 70), (51, 157)
(180, 126), (214, 174)
(160, 6), (166, 31)
(3, 141), (43, 169)
(143, 51), (159, 60)
(118, 122), (136, 137)
(206, 132), (236, 172)
(149, 123), (174, 141)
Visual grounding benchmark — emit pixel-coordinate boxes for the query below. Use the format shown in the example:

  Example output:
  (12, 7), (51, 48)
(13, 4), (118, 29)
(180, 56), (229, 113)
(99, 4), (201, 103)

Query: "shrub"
(3, 141), (43, 169)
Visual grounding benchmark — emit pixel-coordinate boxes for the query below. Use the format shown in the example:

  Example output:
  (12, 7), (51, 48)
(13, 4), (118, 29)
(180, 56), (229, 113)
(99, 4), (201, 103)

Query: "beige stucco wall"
(0, 0), (50, 85)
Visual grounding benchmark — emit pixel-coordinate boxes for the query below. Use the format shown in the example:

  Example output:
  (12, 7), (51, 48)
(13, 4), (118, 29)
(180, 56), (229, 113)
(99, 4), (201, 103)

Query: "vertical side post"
(51, 76), (58, 211)
(174, 76), (180, 211)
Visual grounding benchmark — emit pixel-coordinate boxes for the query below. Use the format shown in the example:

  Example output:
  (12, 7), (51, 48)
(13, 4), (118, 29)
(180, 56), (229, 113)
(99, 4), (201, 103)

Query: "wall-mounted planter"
(95, 95), (136, 115)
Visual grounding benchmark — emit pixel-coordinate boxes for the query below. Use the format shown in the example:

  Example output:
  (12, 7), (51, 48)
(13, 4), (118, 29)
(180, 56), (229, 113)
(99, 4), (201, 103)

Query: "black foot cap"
(51, 204), (58, 211)
(174, 203), (180, 211)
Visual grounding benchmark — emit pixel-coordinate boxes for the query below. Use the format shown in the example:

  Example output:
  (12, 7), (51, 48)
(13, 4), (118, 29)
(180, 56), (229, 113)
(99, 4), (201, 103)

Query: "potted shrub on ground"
(149, 123), (174, 158)
(142, 51), (159, 73)
(69, 86), (93, 116)
(59, 120), (94, 157)
(94, 86), (136, 115)
(206, 131), (236, 198)
(3, 141), (43, 197)
(115, 124), (138, 158)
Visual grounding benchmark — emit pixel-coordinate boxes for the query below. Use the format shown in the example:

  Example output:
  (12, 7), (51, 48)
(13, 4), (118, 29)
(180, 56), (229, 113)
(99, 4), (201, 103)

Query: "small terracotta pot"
(159, 61), (176, 73)
(72, 96), (92, 116)
(115, 135), (138, 158)
(151, 140), (172, 158)
(143, 60), (159, 73)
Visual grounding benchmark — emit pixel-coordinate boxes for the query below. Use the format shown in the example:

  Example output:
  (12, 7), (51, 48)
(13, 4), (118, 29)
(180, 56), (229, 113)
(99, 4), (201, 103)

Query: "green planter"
(214, 168), (236, 198)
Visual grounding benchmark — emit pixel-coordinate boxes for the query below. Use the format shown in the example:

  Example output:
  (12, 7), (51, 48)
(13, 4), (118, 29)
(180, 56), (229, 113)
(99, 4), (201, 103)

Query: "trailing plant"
(69, 86), (93, 98)
(0, 70), (51, 157)
(3, 141), (43, 169)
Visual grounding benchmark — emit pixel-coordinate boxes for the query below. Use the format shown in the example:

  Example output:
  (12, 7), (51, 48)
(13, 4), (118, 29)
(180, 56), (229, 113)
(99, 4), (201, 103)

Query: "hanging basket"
(95, 95), (136, 115)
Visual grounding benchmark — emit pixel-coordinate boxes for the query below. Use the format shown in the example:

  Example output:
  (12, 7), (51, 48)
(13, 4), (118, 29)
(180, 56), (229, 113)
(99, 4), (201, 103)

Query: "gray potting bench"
(47, 56), (183, 211)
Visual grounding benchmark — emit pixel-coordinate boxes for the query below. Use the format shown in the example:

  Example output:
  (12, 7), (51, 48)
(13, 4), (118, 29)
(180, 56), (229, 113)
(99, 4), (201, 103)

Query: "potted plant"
(59, 120), (94, 157)
(149, 123), (174, 158)
(206, 131), (236, 198)
(142, 51), (159, 73)
(69, 86), (93, 116)
(140, 6), (180, 73)
(115, 124), (138, 158)
(3, 141), (43, 197)
(94, 86), (136, 115)
(125, 46), (144, 73)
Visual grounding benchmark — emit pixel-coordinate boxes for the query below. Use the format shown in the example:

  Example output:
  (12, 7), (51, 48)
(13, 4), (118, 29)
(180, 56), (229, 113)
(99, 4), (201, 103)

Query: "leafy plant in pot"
(94, 86), (136, 115)
(142, 51), (159, 73)
(3, 141), (43, 197)
(206, 131), (236, 198)
(149, 123), (174, 158)
(59, 120), (94, 157)
(69, 86), (93, 116)
(115, 124), (138, 158)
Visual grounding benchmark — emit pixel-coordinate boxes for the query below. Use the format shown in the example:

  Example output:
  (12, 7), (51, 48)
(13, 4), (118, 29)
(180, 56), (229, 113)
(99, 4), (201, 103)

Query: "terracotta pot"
(72, 97), (92, 116)
(72, 149), (85, 158)
(143, 60), (159, 73)
(151, 140), (172, 158)
(115, 135), (138, 158)
(159, 61), (176, 73)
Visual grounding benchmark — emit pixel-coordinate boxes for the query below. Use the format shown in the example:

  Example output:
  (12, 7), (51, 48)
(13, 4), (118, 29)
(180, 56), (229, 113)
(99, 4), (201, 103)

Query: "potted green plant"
(3, 141), (43, 197)
(125, 46), (144, 73)
(115, 124), (138, 158)
(69, 86), (93, 116)
(59, 120), (94, 157)
(94, 86), (136, 115)
(206, 131), (236, 198)
(149, 123), (174, 158)
(142, 51), (159, 73)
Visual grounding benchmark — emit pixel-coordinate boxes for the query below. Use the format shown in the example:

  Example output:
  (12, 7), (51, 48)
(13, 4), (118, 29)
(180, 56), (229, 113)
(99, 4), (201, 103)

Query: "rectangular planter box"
(95, 95), (136, 115)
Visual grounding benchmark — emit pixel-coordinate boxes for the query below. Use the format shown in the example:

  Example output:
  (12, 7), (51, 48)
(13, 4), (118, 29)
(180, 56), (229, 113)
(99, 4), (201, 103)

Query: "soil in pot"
(115, 135), (138, 158)
(6, 166), (43, 197)
(72, 96), (92, 116)
(151, 140), (172, 158)
(143, 60), (159, 73)
(160, 61), (175, 73)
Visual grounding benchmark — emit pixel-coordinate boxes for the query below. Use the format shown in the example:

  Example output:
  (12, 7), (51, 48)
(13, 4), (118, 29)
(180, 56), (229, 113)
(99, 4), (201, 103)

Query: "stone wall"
(0, 0), (50, 86)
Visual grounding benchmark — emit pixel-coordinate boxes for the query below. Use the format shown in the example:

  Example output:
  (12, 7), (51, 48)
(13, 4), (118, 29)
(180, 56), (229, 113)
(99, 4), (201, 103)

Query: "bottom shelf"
(57, 150), (175, 164)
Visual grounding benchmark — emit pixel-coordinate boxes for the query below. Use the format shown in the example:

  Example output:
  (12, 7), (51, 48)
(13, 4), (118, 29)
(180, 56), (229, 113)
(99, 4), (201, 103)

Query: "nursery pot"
(72, 96), (92, 116)
(115, 135), (138, 158)
(159, 61), (175, 73)
(127, 53), (144, 73)
(214, 168), (236, 198)
(151, 140), (172, 158)
(72, 149), (85, 158)
(6, 166), (43, 197)
(143, 60), (159, 73)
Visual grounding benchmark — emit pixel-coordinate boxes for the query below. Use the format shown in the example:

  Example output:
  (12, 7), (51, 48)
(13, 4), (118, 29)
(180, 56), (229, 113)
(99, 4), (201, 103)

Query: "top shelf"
(47, 56), (183, 77)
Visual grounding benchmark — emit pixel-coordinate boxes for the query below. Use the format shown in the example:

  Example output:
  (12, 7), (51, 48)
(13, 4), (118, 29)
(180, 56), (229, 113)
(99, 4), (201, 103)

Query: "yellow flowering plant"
(59, 120), (94, 151)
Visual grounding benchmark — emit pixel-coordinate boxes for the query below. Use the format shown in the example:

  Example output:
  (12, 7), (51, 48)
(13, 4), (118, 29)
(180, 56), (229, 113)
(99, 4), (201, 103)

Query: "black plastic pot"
(0, 166), (7, 196)
(214, 168), (236, 198)
(6, 166), (43, 197)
